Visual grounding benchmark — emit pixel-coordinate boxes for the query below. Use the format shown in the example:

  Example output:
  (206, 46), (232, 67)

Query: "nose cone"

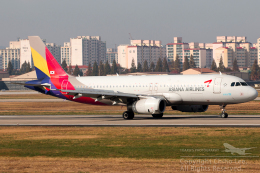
(247, 87), (258, 101)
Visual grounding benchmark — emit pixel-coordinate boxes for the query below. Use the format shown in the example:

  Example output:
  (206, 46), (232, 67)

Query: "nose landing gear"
(220, 105), (228, 118)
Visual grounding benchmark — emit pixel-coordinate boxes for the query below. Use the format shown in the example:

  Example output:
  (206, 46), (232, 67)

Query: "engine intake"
(132, 98), (166, 114)
(171, 105), (208, 112)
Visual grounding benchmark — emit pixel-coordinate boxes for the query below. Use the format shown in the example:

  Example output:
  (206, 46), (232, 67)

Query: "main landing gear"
(122, 111), (134, 119)
(220, 105), (228, 118)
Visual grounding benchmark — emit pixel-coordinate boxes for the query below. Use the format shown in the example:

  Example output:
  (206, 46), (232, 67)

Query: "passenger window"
(231, 82), (235, 87)
(240, 82), (248, 86)
(235, 82), (241, 86)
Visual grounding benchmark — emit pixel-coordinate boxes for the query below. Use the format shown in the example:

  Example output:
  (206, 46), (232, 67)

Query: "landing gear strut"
(219, 105), (228, 118)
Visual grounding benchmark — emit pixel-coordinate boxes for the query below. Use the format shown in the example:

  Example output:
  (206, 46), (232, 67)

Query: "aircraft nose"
(247, 87), (258, 101)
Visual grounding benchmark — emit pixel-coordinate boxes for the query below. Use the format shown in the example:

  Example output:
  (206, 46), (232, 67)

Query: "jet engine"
(132, 98), (166, 114)
(171, 105), (208, 112)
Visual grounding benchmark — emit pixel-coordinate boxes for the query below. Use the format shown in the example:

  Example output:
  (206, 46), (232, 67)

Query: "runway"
(1, 114), (260, 127)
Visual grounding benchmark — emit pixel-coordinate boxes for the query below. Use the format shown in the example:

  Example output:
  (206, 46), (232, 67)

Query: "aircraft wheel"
(220, 113), (228, 118)
(152, 113), (163, 119)
(122, 111), (134, 120)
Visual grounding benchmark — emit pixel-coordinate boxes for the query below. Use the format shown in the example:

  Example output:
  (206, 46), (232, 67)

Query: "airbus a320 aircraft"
(22, 36), (258, 119)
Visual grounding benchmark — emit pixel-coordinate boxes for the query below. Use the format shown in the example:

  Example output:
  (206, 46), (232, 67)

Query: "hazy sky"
(1, 0), (260, 48)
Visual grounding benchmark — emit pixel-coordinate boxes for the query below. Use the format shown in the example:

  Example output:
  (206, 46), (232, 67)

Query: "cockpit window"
(235, 82), (241, 86)
(231, 82), (235, 87)
(240, 82), (248, 86)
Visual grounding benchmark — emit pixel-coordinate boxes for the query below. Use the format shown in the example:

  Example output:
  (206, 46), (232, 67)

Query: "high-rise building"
(70, 36), (106, 66)
(20, 39), (32, 67)
(106, 48), (118, 65)
(213, 36), (256, 68)
(0, 38), (60, 70)
(166, 37), (212, 68)
(61, 42), (71, 65)
(0, 39), (23, 70)
(0, 54), (3, 69)
(256, 38), (260, 66)
(118, 40), (166, 69)
(249, 47), (257, 67)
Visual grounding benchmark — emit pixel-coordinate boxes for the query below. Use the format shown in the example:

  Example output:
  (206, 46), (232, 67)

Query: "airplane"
(223, 143), (256, 155)
(20, 36), (258, 119)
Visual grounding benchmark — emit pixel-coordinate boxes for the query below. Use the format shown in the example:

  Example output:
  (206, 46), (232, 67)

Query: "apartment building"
(166, 37), (212, 68)
(213, 36), (257, 68)
(61, 42), (71, 65)
(106, 48), (118, 65)
(0, 38), (61, 70)
(0, 54), (2, 69)
(70, 36), (106, 66)
(0, 39), (24, 70)
(249, 47), (257, 66)
(256, 38), (260, 66)
(118, 40), (166, 69)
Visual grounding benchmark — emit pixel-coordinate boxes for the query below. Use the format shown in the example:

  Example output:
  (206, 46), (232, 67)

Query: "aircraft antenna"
(219, 71), (222, 75)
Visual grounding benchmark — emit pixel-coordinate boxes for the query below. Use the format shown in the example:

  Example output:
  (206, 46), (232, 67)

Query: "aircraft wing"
(241, 147), (256, 150)
(223, 143), (237, 149)
(60, 88), (166, 104)
(61, 88), (139, 98)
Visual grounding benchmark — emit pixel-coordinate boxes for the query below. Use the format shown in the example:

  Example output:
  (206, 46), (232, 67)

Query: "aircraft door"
(213, 78), (222, 94)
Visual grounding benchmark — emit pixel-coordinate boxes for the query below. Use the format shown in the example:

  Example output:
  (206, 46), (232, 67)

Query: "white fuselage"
(74, 74), (258, 105)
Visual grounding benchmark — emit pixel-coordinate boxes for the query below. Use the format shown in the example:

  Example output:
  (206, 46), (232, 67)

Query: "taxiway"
(0, 114), (260, 127)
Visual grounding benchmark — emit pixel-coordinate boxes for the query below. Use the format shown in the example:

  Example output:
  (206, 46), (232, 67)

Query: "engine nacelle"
(132, 98), (166, 114)
(171, 105), (208, 112)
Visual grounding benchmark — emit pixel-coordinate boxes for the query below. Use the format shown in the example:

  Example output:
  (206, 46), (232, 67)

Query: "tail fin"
(28, 36), (67, 80)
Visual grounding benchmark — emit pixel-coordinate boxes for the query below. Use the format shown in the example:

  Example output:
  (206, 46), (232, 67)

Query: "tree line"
(7, 61), (32, 75)
(61, 59), (119, 76)
(210, 56), (238, 73)
(250, 59), (260, 80)
(6, 56), (260, 81)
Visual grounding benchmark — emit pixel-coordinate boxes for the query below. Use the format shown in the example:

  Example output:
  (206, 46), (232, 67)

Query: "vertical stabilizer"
(28, 36), (67, 80)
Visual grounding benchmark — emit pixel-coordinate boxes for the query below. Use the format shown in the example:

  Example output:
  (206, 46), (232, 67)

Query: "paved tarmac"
(0, 99), (65, 102)
(1, 114), (260, 127)
(0, 91), (39, 95)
